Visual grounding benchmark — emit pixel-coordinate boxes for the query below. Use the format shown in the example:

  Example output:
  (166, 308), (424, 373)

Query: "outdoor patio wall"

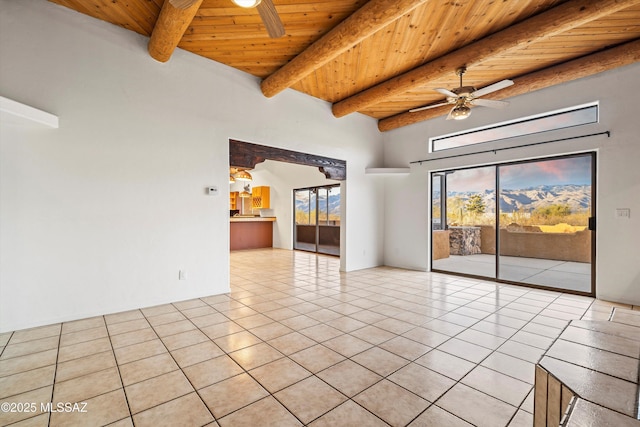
(0, 1), (384, 332)
(381, 61), (640, 305)
(477, 226), (590, 263)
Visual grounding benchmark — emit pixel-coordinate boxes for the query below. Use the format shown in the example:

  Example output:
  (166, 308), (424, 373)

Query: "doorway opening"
(294, 184), (341, 256)
(431, 153), (595, 295)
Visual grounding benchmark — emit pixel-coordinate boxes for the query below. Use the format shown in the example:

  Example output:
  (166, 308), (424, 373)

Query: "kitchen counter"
(230, 217), (276, 250)
(230, 216), (276, 222)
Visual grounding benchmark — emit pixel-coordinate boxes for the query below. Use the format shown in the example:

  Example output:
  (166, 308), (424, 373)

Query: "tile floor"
(0, 249), (634, 427)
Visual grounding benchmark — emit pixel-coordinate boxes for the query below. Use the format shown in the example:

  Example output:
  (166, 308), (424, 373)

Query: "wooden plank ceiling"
(48, 0), (640, 131)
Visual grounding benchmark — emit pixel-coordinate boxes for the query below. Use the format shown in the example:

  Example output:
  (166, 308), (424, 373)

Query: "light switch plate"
(616, 208), (630, 219)
(207, 186), (219, 196)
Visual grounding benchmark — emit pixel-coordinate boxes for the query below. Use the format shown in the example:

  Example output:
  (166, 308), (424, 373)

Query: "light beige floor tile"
(140, 304), (178, 318)
(274, 376), (347, 424)
(224, 306), (259, 320)
(262, 307), (300, 321)
(53, 367), (121, 403)
(461, 365), (532, 407)
(508, 409), (533, 427)
(402, 326), (450, 347)
(199, 373), (269, 418)
(113, 339), (166, 365)
(59, 326), (108, 348)
(353, 379), (430, 427)
(218, 396), (302, 427)
(0, 365), (55, 399)
(422, 319), (466, 336)
(7, 413), (50, 427)
(57, 337), (111, 364)
(110, 328), (157, 349)
(249, 322), (294, 341)
(388, 362), (455, 402)
(298, 324), (343, 342)
(280, 312), (320, 331)
(106, 417), (134, 427)
(0, 332), (11, 347)
(415, 349), (475, 381)
(520, 388), (534, 413)
(125, 370), (193, 414)
(267, 332), (316, 355)
(200, 321), (244, 340)
(497, 340), (546, 363)
(1, 336), (60, 360)
(9, 325), (61, 345)
(0, 349), (57, 377)
(234, 314), (274, 329)
(104, 310), (144, 325)
(61, 317), (105, 334)
(132, 392), (214, 427)
(349, 325), (396, 345)
(437, 383), (517, 427)
(214, 330), (261, 353)
(55, 351), (116, 383)
(152, 320), (196, 338)
(50, 388), (129, 427)
(309, 400), (387, 427)
(316, 359), (381, 397)
(146, 311), (186, 327)
(249, 357), (311, 393)
(183, 355), (243, 389)
(190, 312), (229, 328)
(325, 316), (367, 333)
(437, 338), (493, 363)
(170, 340), (224, 368)
(373, 318), (415, 335)
(160, 329), (209, 351)
(173, 298), (207, 311)
(351, 347), (408, 376)
(457, 329), (507, 350)
(119, 353), (178, 386)
(379, 336), (431, 360)
(289, 344), (345, 373)
(408, 405), (473, 427)
(229, 342), (284, 370)
(323, 334), (373, 358)
(481, 352), (535, 384)
(0, 386), (52, 426)
(107, 318), (150, 336)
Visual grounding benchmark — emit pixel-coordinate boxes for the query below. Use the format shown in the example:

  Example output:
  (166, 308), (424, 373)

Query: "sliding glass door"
(431, 153), (594, 294)
(294, 184), (340, 256)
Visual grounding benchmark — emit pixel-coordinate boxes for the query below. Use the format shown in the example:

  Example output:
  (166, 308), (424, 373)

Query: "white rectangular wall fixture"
(0, 96), (59, 128)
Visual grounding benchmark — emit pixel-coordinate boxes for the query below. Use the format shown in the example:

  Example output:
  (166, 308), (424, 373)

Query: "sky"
(446, 155), (592, 192)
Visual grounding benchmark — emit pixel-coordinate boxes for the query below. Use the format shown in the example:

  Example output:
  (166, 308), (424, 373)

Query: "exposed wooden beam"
(229, 140), (346, 180)
(378, 39), (640, 132)
(148, 0), (203, 63)
(332, 0), (640, 118)
(260, 0), (431, 98)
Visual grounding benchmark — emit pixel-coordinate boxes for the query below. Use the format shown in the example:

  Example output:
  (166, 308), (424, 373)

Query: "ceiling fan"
(410, 67), (514, 120)
(232, 0), (285, 38)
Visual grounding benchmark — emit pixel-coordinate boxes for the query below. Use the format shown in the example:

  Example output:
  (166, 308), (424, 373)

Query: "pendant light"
(235, 170), (253, 181)
(232, 0), (261, 8)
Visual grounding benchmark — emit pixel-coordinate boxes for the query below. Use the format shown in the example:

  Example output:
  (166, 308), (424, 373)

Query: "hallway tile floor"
(0, 249), (632, 426)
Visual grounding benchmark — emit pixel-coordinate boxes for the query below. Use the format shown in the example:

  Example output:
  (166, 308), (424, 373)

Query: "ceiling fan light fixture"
(451, 104), (471, 120)
(234, 169), (253, 181)
(232, 0), (261, 8)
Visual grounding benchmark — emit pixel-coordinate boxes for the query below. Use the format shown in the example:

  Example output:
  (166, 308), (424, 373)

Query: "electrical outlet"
(616, 208), (631, 219)
(179, 270), (188, 280)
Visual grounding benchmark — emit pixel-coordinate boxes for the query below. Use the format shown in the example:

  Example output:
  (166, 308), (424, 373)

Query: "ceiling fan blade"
(471, 79), (514, 98)
(434, 87), (458, 98)
(471, 98), (510, 109)
(257, 0), (285, 38)
(409, 101), (451, 113)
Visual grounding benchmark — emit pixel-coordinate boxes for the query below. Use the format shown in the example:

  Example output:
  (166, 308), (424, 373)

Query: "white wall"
(0, 0), (384, 332)
(382, 62), (640, 305)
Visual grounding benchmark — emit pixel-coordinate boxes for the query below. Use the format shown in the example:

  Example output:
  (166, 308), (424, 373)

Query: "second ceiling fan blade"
(471, 79), (514, 98)
(471, 98), (510, 109)
(409, 101), (451, 113)
(434, 87), (458, 98)
(257, 0), (285, 38)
